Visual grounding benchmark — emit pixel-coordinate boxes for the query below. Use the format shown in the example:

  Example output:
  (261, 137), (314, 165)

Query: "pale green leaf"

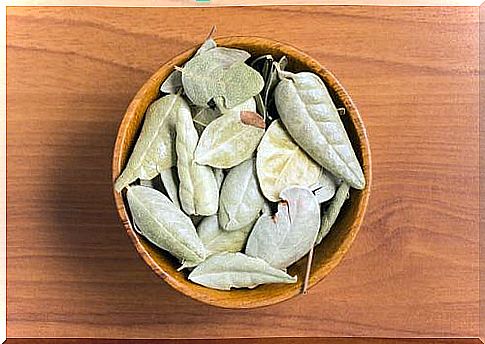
(245, 187), (320, 269)
(188, 252), (297, 290)
(194, 98), (265, 168)
(196, 37), (217, 56)
(220, 61), (265, 109)
(114, 95), (183, 192)
(175, 102), (219, 216)
(219, 158), (264, 231)
(275, 72), (365, 189)
(160, 70), (182, 94)
(197, 215), (254, 255)
(310, 169), (337, 203)
(159, 167), (181, 208)
(127, 185), (208, 267)
(316, 182), (350, 245)
(181, 47), (251, 107)
(256, 120), (321, 202)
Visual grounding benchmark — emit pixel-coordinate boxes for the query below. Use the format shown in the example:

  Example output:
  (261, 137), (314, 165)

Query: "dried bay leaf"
(188, 252), (297, 290)
(194, 98), (265, 168)
(311, 170), (337, 203)
(219, 61), (264, 109)
(205, 47), (251, 66)
(139, 179), (155, 188)
(315, 182), (350, 245)
(219, 158), (264, 231)
(160, 70), (182, 94)
(277, 55), (288, 72)
(240, 111), (265, 128)
(211, 94), (260, 119)
(160, 36), (217, 94)
(133, 222), (143, 235)
(114, 95), (183, 192)
(181, 47), (251, 107)
(256, 120), (321, 202)
(254, 93), (266, 120)
(275, 72), (365, 190)
(197, 215), (254, 254)
(262, 200), (273, 215)
(213, 168), (225, 190)
(127, 185), (208, 267)
(192, 107), (222, 129)
(252, 55), (288, 123)
(176, 102), (219, 216)
(245, 187), (320, 269)
(159, 167), (181, 208)
(196, 37), (217, 56)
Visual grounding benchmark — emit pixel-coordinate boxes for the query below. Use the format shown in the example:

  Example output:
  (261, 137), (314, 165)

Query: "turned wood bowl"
(112, 36), (371, 309)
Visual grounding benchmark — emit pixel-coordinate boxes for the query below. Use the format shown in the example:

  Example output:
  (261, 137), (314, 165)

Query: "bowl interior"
(112, 36), (371, 308)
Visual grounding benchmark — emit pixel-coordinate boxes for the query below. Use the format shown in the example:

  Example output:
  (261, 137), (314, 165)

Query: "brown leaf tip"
(240, 111), (265, 129)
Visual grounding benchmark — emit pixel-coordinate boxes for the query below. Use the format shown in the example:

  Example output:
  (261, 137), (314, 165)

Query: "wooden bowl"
(112, 36), (371, 309)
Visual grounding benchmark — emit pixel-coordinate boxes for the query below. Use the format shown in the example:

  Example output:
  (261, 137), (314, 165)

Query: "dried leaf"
(254, 93), (266, 120)
(219, 158), (264, 231)
(139, 179), (155, 188)
(193, 107), (222, 128)
(262, 200), (273, 215)
(245, 187), (320, 269)
(213, 168), (225, 190)
(114, 95), (183, 192)
(240, 111), (265, 128)
(315, 182), (350, 245)
(160, 70), (183, 94)
(188, 252), (297, 290)
(159, 167), (181, 208)
(194, 98), (264, 168)
(196, 37), (217, 56)
(219, 61), (264, 109)
(251, 55), (287, 123)
(176, 102), (219, 216)
(197, 215), (254, 254)
(127, 185), (208, 267)
(256, 120), (321, 202)
(310, 170), (337, 203)
(181, 47), (251, 107)
(278, 55), (288, 71)
(275, 72), (365, 189)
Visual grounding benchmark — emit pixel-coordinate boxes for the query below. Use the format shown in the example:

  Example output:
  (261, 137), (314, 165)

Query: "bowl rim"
(112, 35), (372, 309)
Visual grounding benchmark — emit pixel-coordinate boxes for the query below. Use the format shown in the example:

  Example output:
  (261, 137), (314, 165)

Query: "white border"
(1, 1), (482, 343)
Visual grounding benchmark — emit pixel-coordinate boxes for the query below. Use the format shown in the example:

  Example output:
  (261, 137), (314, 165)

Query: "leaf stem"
(302, 244), (314, 294)
(274, 61), (295, 80)
(206, 25), (217, 40)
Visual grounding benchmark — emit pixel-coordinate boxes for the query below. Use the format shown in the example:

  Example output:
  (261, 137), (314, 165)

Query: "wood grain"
(6, 5), (479, 339)
(5, 0), (483, 6)
(479, 2), (484, 343)
(4, 339), (485, 344)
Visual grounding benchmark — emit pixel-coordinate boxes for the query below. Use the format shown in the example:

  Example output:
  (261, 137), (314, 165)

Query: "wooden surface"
(480, 3), (485, 343)
(6, 5), (479, 339)
(6, 0), (483, 6)
(4, 339), (485, 344)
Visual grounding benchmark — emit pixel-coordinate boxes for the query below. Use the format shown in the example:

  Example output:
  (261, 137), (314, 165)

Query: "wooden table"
(6, 5), (480, 342)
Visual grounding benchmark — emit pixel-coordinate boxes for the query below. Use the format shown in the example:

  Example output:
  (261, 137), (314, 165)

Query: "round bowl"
(112, 36), (371, 309)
